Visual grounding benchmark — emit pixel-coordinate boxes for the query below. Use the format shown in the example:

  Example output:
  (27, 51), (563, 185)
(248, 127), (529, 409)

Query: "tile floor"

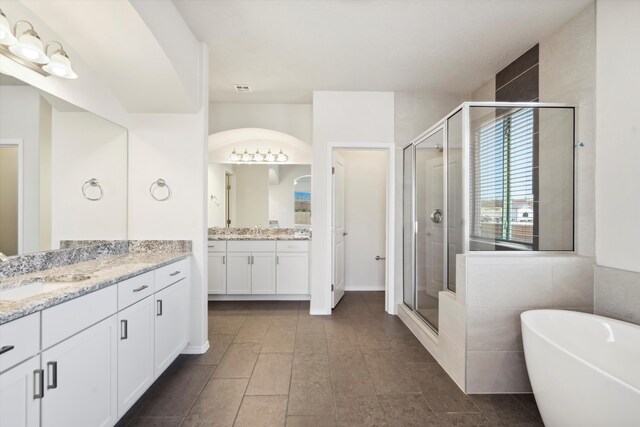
(117, 292), (544, 426)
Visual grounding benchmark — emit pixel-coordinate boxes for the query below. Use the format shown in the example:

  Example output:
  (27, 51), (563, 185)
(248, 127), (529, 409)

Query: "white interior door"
(332, 152), (346, 308)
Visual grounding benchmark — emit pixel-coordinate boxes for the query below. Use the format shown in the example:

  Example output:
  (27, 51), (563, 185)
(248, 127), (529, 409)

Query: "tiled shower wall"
(594, 266), (640, 325)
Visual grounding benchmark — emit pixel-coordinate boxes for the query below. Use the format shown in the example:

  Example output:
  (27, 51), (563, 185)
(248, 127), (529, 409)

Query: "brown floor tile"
(209, 315), (246, 334)
(262, 329), (296, 353)
(470, 395), (539, 426)
(377, 393), (434, 427)
(125, 417), (184, 426)
(329, 348), (376, 397)
(407, 362), (479, 413)
(363, 349), (420, 395)
(288, 352), (334, 416)
(512, 393), (543, 422)
(425, 412), (489, 426)
(213, 343), (261, 378)
(335, 395), (389, 427)
(185, 334), (234, 366)
(294, 332), (328, 354)
(182, 378), (247, 427)
(136, 364), (215, 417)
(233, 318), (271, 343)
(286, 415), (337, 427)
(234, 395), (288, 427)
(246, 353), (293, 395)
(389, 333), (438, 363)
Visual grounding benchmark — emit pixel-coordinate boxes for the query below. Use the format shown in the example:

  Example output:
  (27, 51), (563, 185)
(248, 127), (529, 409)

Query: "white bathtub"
(521, 310), (640, 427)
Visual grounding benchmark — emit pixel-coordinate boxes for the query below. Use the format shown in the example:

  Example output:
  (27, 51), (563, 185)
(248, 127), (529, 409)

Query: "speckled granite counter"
(208, 227), (311, 241)
(0, 246), (190, 325)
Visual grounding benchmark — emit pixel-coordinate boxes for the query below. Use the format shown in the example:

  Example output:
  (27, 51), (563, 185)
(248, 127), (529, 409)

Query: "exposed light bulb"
(253, 149), (264, 162)
(264, 149), (275, 162)
(42, 50), (77, 79)
(241, 148), (253, 162)
(0, 10), (16, 46)
(276, 149), (288, 162)
(229, 149), (240, 162)
(9, 29), (49, 64)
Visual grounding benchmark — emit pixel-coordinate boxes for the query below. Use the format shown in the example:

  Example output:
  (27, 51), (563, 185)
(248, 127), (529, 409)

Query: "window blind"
(470, 108), (536, 245)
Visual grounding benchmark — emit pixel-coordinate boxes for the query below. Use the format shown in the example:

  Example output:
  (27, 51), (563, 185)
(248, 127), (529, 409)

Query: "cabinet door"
(118, 296), (154, 417)
(154, 278), (188, 377)
(0, 356), (41, 427)
(252, 253), (276, 294)
(41, 315), (118, 427)
(226, 252), (252, 294)
(208, 252), (227, 294)
(277, 253), (309, 294)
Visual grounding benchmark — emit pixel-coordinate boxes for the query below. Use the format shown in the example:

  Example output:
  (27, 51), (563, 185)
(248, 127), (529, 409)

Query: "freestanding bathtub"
(521, 310), (640, 427)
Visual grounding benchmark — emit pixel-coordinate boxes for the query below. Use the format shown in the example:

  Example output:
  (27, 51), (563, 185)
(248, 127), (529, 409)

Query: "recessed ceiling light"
(233, 84), (252, 93)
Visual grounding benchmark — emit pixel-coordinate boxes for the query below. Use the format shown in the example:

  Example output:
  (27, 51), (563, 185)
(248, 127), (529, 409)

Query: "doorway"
(330, 145), (395, 312)
(0, 140), (22, 256)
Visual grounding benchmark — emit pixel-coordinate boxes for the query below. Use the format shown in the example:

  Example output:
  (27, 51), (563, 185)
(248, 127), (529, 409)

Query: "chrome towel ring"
(150, 178), (172, 201)
(82, 178), (103, 201)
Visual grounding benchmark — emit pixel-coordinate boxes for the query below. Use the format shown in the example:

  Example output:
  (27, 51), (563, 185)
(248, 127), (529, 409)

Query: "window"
(470, 108), (536, 248)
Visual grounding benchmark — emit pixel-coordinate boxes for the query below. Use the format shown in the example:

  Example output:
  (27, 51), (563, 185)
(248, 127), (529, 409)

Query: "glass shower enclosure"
(403, 102), (576, 331)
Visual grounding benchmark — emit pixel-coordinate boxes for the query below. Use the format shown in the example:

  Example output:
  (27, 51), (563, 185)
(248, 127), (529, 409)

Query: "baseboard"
(309, 308), (331, 315)
(208, 294), (310, 301)
(398, 304), (439, 358)
(344, 284), (385, 291)
(182, 340), (210, 355)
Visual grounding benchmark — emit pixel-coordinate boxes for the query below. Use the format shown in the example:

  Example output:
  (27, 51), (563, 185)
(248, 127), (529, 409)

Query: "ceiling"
(174, 0), (591, 104)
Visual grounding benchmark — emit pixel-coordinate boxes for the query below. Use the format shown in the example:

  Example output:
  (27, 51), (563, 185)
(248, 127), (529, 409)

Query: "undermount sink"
(0, 274), (91, 301)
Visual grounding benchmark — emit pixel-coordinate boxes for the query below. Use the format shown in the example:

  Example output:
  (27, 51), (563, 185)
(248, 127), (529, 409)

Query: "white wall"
(0, 86), (41, 254)
(338, 150), (388, 290)
(51, 111), (128, 246)
(208, 163), (230, 227)
(595, 0), (640, 273)
(209, 103), (312, 142)
(39, 98), (52, 251)
(312, 91), (394, 314)
(0, 146), (19, 255)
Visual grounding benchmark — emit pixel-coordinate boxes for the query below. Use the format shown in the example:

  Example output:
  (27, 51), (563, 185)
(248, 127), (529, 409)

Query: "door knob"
(343, 232), (348, 236)
(430, 209), (443, 224)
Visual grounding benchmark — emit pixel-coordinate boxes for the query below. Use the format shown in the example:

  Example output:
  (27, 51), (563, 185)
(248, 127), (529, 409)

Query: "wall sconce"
(0, 9), (78, 79)
(229, 148), (289, 163)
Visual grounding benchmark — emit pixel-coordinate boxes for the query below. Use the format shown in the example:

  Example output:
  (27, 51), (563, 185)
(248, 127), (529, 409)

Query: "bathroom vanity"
(0, 247), (191, 427)
(208, 229), (310, 298)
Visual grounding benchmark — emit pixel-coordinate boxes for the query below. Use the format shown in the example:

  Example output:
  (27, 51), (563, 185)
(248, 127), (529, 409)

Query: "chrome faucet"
(254, 225), (262, 236)
(0, 252), (10, 262)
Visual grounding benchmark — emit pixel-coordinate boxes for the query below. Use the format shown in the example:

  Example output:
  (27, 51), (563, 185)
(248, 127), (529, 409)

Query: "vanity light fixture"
(228, 147), (289, 163)
(9, 21), (48, 63)
(0, 11), (78, 78)
(42, 41), (77, 79)
(0, 10), (17, 46)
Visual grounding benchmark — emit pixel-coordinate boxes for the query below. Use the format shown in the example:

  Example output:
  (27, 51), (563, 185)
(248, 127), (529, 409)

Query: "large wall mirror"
(0, 73), (128, 257)
(207, 128), (312, 229)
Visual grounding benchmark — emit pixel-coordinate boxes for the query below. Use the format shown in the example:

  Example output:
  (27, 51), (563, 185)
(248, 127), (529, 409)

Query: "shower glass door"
(402, 145), (414, 309)
(415, 127), (446, 330)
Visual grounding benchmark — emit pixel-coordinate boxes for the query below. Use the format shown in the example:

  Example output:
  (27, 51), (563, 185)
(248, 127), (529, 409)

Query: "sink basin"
(0, 274), (91, 301)
(0, 282), (70, 301)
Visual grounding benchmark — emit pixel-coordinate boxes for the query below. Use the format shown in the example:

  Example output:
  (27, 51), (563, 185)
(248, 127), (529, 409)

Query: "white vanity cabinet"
(0, 257), (191, 427)
(207, 240), (309, 297)
(41, 315), (119, 427)
(0, 356), (41, 427)
(207, 241), (227, 294)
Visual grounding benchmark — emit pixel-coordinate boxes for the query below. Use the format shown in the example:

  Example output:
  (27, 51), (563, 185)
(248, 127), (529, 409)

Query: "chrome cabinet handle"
(121, 320), (128, 340)
(248, 256), (251, 265)
(430, 209), (443, 224)
(157, 300), (163, 316)
(0, 345), (14, 355)
(276, 256), (279, 265)
(47, 361), (58, 389)
(33, 369), (44, 399)
(133, 285), (148, 292)
(169, 271), (181, 277)
(222, 256), (226, 265)
(343, 232), (348, 236)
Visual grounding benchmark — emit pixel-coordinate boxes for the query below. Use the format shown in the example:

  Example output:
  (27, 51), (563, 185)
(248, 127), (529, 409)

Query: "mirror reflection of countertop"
(207, 227), (311, 241)
(208, 235), (311, 241)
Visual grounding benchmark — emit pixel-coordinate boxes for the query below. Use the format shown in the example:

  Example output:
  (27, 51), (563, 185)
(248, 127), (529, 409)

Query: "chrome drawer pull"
(0, 345), (14, 355)
(33, 369), (44, 399)
(121, 320), (128, 340)
(47, 361), (58, 389)
(169, 271), (181, 276)
(133, 285), (148, 292)
(157, 300), (163, 316)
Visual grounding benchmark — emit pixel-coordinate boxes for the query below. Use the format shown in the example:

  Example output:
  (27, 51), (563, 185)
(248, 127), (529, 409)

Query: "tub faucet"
(0, 252), (10, 262)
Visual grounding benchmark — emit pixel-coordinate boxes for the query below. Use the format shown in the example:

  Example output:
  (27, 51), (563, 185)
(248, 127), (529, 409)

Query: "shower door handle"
(430, 209), (443, 224)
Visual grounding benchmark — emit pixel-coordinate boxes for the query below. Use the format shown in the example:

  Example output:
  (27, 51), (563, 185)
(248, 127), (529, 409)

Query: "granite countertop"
(208, 234), (311, 241)
(0, 251), (190, 325)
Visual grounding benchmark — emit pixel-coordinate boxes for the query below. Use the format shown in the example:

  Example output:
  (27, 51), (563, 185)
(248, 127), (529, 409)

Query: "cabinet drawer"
(228, 240), (276, 252)
(0, 313), (40, 373)
(155, 258), (190, 293)
(276, 240), (309, 252)
(118, 272), (154, 310)
(207, 240), (227, 252)
(42, 286), (117, 349)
